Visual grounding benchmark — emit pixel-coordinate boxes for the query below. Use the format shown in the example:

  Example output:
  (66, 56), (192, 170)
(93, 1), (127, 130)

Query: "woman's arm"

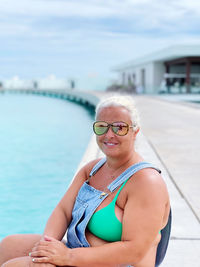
(31, 169), (170, 266)
(66, 170), (170, 266)
(42, 159), (100, 241)
(42, 204), (69, 241)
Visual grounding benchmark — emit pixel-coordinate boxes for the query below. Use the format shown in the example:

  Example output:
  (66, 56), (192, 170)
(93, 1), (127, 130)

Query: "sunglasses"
(93, 121), (134, 136)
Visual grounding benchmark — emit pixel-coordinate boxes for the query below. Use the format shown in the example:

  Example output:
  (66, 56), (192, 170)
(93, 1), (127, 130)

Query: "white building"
(2, 75), (69, 90)
(37, 75), (68, 90)
(113, 45), (200, 94)
(3, 76), (33, 89)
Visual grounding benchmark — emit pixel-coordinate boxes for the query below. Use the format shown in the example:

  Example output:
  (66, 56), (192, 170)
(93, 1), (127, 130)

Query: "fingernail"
(29, 252), (31, 257)
(32, 258), (35, 262)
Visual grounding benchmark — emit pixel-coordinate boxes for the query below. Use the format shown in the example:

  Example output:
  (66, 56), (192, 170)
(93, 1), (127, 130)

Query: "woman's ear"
(133, 128), (140, 138)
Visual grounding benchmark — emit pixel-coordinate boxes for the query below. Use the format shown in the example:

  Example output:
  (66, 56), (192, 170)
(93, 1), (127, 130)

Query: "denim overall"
(66, 158), (171, 266)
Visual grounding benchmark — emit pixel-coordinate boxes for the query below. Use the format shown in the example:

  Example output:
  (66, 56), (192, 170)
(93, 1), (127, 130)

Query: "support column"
(165, 63), (170, 93)
(186, 59), (191, 93)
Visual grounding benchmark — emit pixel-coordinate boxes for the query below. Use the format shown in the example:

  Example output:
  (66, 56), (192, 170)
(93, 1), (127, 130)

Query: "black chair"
(155, 209), (172, 266)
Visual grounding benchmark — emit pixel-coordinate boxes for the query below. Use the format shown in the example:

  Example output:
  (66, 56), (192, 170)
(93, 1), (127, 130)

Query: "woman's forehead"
(97, 106), (131, 121)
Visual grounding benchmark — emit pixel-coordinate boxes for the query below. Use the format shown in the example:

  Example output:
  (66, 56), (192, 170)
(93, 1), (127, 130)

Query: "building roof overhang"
(113, 44), (200, 72)
(165, 56), (200, 66)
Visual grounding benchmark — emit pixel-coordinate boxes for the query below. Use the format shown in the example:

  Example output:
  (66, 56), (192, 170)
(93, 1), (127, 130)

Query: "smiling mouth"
(104, 142), (118, 146)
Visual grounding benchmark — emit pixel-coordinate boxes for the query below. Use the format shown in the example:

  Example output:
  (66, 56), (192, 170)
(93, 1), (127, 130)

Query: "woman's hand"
(30, 235), (70, 266)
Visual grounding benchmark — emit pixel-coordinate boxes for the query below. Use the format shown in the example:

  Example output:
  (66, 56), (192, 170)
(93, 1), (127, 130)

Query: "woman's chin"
(102, 149), (120, 158)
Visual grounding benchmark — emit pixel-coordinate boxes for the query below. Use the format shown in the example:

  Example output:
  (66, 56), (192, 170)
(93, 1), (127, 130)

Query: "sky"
(0, 0), (200, 90)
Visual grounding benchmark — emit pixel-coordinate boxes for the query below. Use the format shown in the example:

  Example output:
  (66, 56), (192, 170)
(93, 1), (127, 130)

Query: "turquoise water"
(0, 93), (94, 240)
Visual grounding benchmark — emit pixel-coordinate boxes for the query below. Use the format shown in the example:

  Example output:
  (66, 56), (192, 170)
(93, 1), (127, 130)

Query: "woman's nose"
(105, 126), (115, 137)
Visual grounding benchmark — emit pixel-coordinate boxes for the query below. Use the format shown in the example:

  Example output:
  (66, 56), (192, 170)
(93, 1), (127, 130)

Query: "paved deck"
(133, 95), (200, 266)
(79, 92), (200, 267)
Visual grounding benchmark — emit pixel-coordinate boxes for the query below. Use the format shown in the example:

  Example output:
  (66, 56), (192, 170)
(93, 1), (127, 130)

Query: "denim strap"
(108, 162), (161, 192)
(89, 157), (106, 177)
(89, 158), (161, 192)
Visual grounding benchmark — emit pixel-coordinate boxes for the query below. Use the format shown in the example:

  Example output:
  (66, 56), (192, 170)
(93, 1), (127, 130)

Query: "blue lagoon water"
(0, 93), (94, 240)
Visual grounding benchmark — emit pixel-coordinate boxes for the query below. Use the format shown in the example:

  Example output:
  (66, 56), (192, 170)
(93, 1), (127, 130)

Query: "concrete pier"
(78, 92), (200, 267)
(3, 88), (200, 265)
(3, 88), (99, 111)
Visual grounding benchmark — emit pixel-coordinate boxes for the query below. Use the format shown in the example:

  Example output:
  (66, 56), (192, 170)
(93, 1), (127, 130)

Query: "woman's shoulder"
(66, 158), (104, 192)
(127, 165), (168, 199)
(135, 166), (164, 185)
(79, 158), (104, 181)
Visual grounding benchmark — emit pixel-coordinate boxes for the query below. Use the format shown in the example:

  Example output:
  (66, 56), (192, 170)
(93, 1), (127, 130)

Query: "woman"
(0, 95), (170, 267)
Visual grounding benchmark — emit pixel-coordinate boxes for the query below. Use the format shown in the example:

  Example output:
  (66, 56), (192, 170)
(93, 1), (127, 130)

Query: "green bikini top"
(87, 178), (129, 242)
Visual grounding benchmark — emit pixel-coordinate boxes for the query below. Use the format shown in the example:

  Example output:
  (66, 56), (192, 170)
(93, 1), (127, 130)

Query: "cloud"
(0, 0), (116, 18)
(0, 0), (200, 89)
(1, 0), (200, 38)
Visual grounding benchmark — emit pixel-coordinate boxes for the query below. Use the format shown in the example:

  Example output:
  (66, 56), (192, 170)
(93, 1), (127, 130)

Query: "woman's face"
(96, 106), (138, 159)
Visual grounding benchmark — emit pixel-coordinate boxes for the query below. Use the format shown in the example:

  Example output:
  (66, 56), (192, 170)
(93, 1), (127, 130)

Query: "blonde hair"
(95, 95), (140, 131)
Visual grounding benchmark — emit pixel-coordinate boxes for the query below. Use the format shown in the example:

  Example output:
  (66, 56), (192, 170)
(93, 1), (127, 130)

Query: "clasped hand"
(29, 235), (70, 266)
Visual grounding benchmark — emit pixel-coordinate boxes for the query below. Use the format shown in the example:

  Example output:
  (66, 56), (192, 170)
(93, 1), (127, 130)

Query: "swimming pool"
(0, 93), (94, 240)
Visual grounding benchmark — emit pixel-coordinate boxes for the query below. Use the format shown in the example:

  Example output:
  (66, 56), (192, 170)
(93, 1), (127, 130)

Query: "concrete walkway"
(80, 92), (200, 267)
(133, 95), (200, 267)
